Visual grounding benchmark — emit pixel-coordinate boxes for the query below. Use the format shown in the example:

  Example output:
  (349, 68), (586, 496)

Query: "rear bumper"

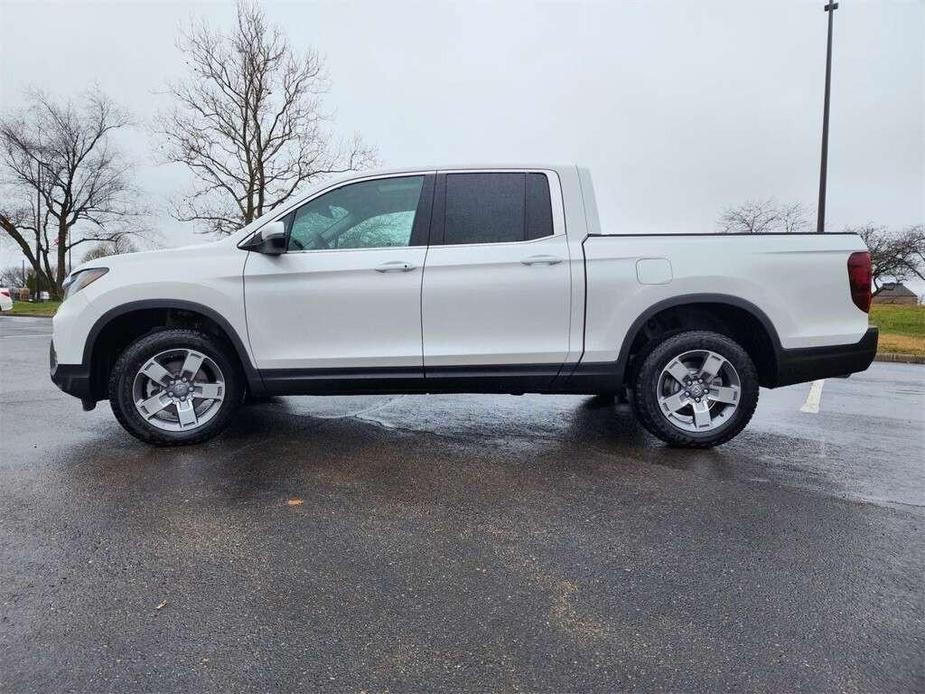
(773, 327), (878, 387)
(49, 340), (93, 402)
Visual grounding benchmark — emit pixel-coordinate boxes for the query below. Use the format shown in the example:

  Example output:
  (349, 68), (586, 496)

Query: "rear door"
(243, 173), (434, 374)
(421, 170), (572, 387)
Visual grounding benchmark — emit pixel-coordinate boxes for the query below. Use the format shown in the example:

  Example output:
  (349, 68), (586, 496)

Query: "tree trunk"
(55, 219), (68, 297)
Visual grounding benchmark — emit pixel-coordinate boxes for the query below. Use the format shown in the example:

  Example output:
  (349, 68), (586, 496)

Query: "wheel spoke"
(193, 382), (224, 401)
(692, 400), (712, 428)
(175, 399), (198, 428)
(660, 391), (689, 413)
(665, 359), (692, 386)
(140, 360), (173, 386)
(136, 392), (172, 419)
(708, 385), (739, 405)
(700, 352), (726, 381)
(180, 351), (205, 381)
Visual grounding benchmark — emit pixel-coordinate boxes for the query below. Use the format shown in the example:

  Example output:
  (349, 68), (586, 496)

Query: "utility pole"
(816, 1), (839, 233)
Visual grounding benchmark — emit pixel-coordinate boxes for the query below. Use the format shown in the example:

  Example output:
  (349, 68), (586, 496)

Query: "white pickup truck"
(51, 165), (877, 447)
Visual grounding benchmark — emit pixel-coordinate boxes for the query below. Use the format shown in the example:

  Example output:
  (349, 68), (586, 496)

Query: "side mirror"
(240, 221), (287, 255)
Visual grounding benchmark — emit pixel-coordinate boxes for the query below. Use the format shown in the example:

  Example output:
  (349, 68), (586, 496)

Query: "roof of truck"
(330, 163), (577, 177)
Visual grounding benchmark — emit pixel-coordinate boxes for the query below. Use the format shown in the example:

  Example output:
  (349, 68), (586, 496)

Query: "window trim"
(238, 168), (563, 253)
(427, 169), (564, 248)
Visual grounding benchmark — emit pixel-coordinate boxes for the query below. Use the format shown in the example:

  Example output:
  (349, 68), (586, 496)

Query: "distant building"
(873, 283), (919, 305)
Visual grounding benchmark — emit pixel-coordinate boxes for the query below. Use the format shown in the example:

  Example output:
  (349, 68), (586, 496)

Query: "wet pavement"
(1, 316), (923, 692)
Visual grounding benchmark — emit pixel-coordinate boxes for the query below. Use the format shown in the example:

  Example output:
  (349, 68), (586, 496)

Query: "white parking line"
(800, 379), (826, 414)
(0, 334), (52, 339)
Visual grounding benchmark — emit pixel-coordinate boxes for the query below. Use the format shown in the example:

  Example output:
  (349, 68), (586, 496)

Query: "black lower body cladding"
(773, 327), (878, 387)
(49, 341), (93, 401)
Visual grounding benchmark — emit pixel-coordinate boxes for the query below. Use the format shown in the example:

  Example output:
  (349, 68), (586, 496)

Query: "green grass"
(870, 304), (925, 357)
(869, 304), (925, 356)
(869, 304), (925, 338)
(5, 300), (62, 316)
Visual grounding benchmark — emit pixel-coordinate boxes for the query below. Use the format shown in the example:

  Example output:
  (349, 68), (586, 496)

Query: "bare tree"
(848, 224), (925, 294)
(159, 1), (377, 235)
(0, 89), (149, 297)
(777, 201), (812, 233)
(80, 235), (139, 263)
(718, 199), (812, 233)
(0, 264), (27, 288)
(718, 199), (779, 233)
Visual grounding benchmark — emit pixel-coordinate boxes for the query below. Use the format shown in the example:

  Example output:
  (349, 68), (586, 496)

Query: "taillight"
(847, 251), (872, 313)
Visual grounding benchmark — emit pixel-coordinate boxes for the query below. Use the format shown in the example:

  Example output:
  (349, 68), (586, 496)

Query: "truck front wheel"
(108, 328), (243, 446)
(631, 330), (759, 448)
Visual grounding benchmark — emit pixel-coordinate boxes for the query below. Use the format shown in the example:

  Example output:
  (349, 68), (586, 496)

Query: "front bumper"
(774, 327), (879, 387)
(49, 340), (94, 405)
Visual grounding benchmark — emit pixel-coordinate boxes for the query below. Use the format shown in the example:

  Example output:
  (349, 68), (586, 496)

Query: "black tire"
(631, 330), (759, 448)
(108, 328), (243, 446)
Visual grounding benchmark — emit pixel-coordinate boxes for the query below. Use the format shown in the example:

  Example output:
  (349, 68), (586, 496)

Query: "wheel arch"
(615, 294), (783, 388)
(84, 299), (263, 401)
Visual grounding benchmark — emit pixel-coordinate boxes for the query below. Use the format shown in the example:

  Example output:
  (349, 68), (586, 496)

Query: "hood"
(69, 237), (234, 276)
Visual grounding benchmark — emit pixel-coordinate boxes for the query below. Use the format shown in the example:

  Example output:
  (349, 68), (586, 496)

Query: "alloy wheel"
(132, 348), (226, 432)
(656, 349), (741, 433)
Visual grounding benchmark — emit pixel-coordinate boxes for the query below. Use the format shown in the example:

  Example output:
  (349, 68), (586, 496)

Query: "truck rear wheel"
(631, 330), (759, 448)
(108, 328), (243, 446)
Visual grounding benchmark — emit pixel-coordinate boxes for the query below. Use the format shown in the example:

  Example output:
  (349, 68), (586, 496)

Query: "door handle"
(374, 261), (416, 273)
(521, 254), (563, 266)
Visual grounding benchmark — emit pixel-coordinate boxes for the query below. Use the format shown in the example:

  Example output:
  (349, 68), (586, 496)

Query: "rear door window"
(442, 172), (553, 245)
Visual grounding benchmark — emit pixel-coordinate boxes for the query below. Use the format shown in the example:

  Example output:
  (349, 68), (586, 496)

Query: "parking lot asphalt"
(1, 316), (923, 693)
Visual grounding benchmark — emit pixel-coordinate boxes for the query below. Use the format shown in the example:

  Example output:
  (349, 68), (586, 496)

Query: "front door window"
(287, 176), (425, 251)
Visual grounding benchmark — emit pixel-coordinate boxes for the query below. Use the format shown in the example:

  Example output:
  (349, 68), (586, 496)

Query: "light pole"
(816, 1), (839, 233)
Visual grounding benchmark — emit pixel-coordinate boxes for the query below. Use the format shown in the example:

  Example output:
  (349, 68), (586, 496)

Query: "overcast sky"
(0, 0), (922, 266)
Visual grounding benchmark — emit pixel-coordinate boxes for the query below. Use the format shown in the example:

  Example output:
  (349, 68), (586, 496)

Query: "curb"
(874, 352), (925, 365)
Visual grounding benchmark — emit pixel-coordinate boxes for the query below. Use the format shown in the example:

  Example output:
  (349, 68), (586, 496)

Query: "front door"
(243, 174), (433, 377)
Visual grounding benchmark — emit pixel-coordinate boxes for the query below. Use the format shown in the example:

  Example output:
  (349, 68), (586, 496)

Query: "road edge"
(874, 352), (925, 365)
(0, 312), (55, 319)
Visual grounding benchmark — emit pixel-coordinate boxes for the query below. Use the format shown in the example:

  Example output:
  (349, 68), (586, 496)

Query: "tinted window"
(287, 176), (424, 251)
(443, 172), (553, 245)
(445, 173), (525, 245)
(525, 173), (553, 240)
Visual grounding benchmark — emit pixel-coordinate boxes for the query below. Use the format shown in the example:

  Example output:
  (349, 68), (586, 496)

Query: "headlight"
(63, 268), (108, 300)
